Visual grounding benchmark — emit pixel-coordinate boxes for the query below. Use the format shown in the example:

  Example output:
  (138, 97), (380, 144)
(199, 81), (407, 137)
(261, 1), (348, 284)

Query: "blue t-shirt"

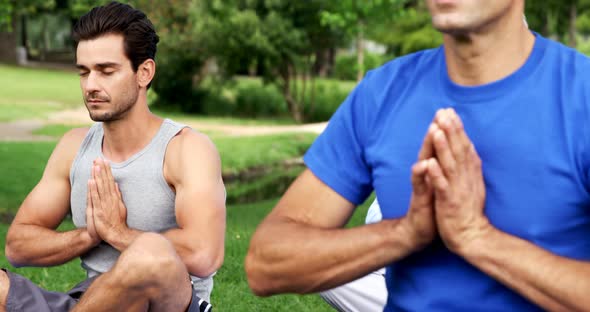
(304, 33), (590, 311)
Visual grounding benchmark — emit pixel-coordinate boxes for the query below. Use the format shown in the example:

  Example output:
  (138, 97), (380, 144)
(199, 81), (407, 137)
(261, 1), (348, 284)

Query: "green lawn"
(0, 64), (370, 310)
(0, 64), (81, 121)
(0, 197), (370, 311)
(0, 138), (372, 310)
(0, 133), (316, 209)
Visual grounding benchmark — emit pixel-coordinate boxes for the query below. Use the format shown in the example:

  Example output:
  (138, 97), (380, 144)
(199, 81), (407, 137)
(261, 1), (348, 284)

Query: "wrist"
(104, 224), (128, 246)
(82, 229), (100, 247)
(396, 218), (431, 254)
(456, 219), (496, 259)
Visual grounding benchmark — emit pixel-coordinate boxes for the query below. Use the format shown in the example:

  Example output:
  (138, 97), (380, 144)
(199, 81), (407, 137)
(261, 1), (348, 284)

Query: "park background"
(0, 0), (589, 310)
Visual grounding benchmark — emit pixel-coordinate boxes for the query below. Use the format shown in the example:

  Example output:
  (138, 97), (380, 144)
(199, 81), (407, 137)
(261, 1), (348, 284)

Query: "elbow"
(186, 249), (224, 278)
(5, 240), (26, 268)
(244, 246), (277, 297)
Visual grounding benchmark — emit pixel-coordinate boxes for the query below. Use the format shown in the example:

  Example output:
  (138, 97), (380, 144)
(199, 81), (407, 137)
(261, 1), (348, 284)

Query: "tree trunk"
(314, 48), (334, 78)
(309, 74), (316, 117)
(0, 15), (18, 63)
(356, 20), (365, 82)
(569, 2), (577, 48)
(280, 64), (303, 123)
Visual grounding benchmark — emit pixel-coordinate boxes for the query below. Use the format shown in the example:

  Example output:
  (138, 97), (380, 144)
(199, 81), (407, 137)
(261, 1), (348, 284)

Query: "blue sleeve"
(303, 77), (374, 205)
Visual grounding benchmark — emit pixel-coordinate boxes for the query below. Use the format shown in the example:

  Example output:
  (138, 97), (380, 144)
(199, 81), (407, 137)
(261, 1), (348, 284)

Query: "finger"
(103, 159), (117, 194)
(89, 179), (102, 212)
(425, 158), (449, 200)
(115, 183), (122, 198)
(86, 181), (93, 213)
(432, 125), (457, 180)
(449, 109), (473, 165)
(436, 109), (465, 165)
(418, 123), (436, 161)
(411, 159), (431, 196)
(86, 183), (95, 226)
(469, 143), (484, 179)
(93, 163), (107, 199)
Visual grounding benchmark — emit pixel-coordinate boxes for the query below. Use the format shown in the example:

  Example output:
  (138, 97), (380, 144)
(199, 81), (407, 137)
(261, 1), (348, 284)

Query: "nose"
(82, 71), (101, 94)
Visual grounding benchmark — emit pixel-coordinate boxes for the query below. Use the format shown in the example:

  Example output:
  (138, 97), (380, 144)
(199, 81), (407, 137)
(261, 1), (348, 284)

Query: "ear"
(136, 59), (156, 89)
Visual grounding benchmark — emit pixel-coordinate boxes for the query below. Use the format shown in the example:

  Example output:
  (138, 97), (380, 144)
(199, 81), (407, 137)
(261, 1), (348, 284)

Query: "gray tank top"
(69, 119), (213, 297)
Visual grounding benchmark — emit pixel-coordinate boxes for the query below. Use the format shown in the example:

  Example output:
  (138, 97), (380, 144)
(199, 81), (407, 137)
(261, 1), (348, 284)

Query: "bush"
(233, 80), (288, 117)
(333, 52), (388, 81)
(302, 79), (355, 122)
(151, 38), (207, 113)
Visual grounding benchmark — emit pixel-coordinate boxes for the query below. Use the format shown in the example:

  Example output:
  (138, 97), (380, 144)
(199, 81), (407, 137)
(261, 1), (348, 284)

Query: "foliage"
(302, 79), (356, 122)
(320, 0), (407, 81)
(525, 0), (590, 46)
(234, 79), (288, 118)
(333, 52), (388, 81)
(199, 0), (345, 122)
(369, 4), (442, 55)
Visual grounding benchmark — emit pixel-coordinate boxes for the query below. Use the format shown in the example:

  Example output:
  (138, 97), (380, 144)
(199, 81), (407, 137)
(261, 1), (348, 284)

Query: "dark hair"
(73, 1), (159, 88)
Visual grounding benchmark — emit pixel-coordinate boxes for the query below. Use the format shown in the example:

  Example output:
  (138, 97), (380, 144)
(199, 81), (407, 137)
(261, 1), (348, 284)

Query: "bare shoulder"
(165, 128), (222, 184)
(47, 127), (90, 176)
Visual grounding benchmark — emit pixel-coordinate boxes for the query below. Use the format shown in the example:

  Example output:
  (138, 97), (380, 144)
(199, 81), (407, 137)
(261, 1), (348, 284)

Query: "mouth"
(433, 0), (457, 6)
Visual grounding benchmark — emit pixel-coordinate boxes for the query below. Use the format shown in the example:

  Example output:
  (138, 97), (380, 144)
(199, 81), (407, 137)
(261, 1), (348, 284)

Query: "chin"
(88, 111), (116, 122)
(432, 17), (474, 34)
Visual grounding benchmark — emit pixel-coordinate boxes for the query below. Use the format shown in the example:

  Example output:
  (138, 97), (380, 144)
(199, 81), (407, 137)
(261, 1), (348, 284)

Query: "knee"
(0, 270), (9, 308)
(114, 233), (185, 286)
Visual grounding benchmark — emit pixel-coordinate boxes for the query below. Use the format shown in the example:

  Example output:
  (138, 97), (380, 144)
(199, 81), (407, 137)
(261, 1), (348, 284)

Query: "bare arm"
(100, 129), (226, 277)
(5, 128), (99, 267)
(245, 167), (435, 296)
(457, 228), (590, 312)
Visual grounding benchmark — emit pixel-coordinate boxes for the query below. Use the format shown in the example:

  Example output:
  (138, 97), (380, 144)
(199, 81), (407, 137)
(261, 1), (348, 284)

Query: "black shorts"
(3, 269), (212, 312)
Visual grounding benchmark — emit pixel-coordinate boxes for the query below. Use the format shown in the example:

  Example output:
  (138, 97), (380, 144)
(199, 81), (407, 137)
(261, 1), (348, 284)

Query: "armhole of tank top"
(158, 124), (188, 202)
(69, 125), (98, 187)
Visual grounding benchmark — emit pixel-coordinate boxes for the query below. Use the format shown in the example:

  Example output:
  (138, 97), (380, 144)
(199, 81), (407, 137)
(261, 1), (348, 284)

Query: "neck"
(101, 92), (163, 162)
(443, 10), (535, 86)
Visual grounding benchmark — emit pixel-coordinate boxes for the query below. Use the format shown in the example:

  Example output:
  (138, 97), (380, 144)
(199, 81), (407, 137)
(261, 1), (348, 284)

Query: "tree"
(368, 1), (442, 56)
(200, 0), (342, 122)
(320, 0), (406, 81)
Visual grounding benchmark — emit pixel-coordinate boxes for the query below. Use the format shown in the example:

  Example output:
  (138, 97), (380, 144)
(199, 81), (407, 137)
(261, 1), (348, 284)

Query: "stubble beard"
(85, 86), (139, 122)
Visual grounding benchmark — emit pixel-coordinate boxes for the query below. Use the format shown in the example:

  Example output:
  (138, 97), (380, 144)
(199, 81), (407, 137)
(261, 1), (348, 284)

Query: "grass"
(0, 139), (372, 310)
(214, 133), (316, 175)
(0, 64), (370, 310)
(26, 127), (317, 174)
(0, 142), (56, 212)
(151, 107), (298, 126)
(0, 64), (81, 121)
(0, 197), (371, 311)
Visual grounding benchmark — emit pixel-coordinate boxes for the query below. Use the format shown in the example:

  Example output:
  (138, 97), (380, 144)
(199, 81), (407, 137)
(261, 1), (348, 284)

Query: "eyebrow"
(75, 62), (121, 71)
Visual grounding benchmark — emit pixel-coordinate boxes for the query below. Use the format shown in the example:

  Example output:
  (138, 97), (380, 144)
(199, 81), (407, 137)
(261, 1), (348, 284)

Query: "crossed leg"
(74, 233), (193, 312)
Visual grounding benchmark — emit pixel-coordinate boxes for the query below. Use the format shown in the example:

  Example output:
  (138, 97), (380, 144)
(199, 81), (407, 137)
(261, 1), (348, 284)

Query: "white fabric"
(320, 199), (387, 311)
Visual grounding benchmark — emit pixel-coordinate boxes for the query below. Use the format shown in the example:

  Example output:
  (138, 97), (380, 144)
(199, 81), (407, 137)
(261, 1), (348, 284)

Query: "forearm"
(246, 218), (417, 296)
(103, 226), (142, 252)
(6, 225), (96, 267)
(106, 227), (219, 277)
(164, 228), (221, 277)
(462, 226), (590, 312)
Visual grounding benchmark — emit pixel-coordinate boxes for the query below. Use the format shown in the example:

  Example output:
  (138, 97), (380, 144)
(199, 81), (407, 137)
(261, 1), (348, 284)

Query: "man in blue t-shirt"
(246, 1), (590, 311)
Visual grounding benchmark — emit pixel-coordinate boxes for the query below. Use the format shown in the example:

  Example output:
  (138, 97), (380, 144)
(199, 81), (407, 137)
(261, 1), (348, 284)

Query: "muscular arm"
(244, 169), (422, 296)
(103, 129), (226, 277)
(5, 128), (98, 267)
(460, 227), (590, 312)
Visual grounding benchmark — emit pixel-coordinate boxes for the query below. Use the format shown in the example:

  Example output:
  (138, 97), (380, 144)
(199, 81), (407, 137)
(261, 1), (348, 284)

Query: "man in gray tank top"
(1, 2), (226, 311)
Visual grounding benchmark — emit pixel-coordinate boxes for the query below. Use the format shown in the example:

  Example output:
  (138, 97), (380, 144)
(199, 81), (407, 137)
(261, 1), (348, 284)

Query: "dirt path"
(0, 107), (328, 141)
